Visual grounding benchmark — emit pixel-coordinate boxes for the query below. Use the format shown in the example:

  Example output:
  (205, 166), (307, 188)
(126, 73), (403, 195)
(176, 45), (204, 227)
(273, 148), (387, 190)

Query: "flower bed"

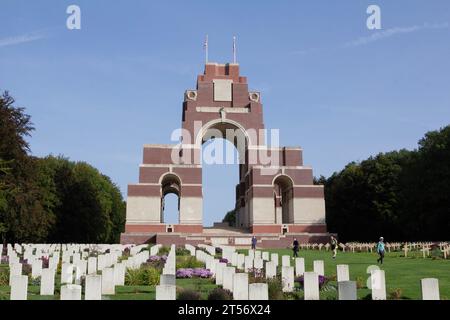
(295, 275), (329, 289)
(176, 268), (213, 279)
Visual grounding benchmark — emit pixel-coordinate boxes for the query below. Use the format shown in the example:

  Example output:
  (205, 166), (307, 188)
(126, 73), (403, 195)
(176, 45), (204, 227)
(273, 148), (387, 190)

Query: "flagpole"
(204, 35), (209, 64)
(233, 36), (236, 64)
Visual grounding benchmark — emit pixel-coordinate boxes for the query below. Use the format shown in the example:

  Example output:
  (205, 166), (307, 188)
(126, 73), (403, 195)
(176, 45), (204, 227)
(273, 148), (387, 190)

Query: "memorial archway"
(122, 62), (328, 245)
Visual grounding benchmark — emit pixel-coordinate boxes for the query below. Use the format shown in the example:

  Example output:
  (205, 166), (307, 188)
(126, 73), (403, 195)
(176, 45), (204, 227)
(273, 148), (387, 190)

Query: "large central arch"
(121, 62), (328, 245)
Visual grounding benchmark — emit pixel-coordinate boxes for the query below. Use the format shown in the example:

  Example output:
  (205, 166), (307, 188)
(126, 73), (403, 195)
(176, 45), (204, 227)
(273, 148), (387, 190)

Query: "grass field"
(1, 249), (448, 300)
(253, 248), (450, 300)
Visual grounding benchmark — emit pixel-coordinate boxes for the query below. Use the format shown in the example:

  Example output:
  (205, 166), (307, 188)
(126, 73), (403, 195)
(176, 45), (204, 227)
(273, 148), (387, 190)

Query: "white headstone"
(336, 264), (350, 282)
(85, 274), (102, 300)
(338, 281), (357, 300)
(9, 263), (22, 286)
(265, 261), (277, 279)
(248, 283), (269, 300)
(101, 267), (115, 295)
(40, 269), (55, 295)
(87, 257), (97, 275)
(371, 269), (386, 300)
(282, 255), (291, 267)
(156, 285), (176, 300)
(60, 284), (82, 300)
(281, 266), (294, 292)
(223, 266), (236, 292)
(295, 257), (305, 276)
(254, 258), (263, 269)
(237, 254), (245, 270)
(262, 252), (269, 261)
(313, 260), (324, 276)
(31, 260), (42, 278)
(304, 272), (320, 300)
(421, 278), (440, 300)
(160, 274), (176, 286)
(61, 263), (73, 284)
(244, 256), (253, 272)
(10, 275), (28, 300)
(113, 263), (125, 286)
(233, 273), (249, 300)
(270, 253), (279, 266)
(215, 262), (227, 285)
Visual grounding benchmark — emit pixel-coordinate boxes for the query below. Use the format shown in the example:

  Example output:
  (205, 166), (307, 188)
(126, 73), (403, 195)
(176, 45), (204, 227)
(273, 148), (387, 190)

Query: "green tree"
(222, 209), (236, 227)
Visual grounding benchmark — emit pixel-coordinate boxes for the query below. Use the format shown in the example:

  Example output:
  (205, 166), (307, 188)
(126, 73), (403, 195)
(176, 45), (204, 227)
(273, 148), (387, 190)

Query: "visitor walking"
(292, 238), (299, 257)
(377, 237), (385, 264)
(251, 236), (257, 250)
(330, 236), (338, 259)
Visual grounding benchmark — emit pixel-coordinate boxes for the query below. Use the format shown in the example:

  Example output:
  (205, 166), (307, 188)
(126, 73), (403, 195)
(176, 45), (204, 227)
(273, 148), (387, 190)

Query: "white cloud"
(344, 22), (449, 48)
(0, 31), (46, 48)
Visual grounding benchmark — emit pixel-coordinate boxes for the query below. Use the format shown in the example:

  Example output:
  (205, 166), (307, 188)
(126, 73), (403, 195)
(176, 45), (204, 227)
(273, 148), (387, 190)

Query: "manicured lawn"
(241, 248), (450, 300)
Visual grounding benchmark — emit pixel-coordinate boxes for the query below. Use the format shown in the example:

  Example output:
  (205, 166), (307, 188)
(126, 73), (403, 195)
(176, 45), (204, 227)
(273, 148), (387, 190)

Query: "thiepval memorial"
(121, 62), (331, 247)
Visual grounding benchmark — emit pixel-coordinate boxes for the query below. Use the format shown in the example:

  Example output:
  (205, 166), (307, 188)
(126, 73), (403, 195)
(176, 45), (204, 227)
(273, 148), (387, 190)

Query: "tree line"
(0, 91), (125, 244)
(318, 125), (450, 242)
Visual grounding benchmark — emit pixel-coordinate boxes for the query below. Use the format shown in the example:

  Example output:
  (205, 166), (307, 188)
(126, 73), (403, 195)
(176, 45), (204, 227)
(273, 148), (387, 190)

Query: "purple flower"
(0, 256), (8, 264)
(295, 275), (328, 288)
(219, 258), (228, 264)
(176, 268), (213, 279)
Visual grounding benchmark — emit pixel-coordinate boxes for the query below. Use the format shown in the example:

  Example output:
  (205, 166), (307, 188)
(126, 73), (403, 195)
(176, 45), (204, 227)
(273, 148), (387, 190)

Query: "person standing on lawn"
(292, 238), (299, 257)
(330, 236), (338, 259)
(251, 236), (257, 250)
(377, 237), (385, 264)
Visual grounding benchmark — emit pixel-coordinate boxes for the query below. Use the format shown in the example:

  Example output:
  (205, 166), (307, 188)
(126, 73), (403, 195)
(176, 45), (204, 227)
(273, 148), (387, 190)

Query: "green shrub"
(207, 288), (233, 300)
(176, 248), (191, 256)
(388, 288), (403, 300)
(356, 276), (365, 289)
(178, 289), (201, 300)
(142, 267), (160, 286)
(176, 256), (204, 269)
(267, 278), (284, 300)
(0, 268), (9, 286)
(158, 246), (170, 255)
(124, 266), (160, 286)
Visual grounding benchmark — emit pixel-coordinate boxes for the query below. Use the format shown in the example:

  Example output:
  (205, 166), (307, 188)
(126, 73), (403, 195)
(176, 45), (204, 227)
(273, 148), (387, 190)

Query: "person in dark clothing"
(292, 238), (299, 257)
(251, 236), (257, 250)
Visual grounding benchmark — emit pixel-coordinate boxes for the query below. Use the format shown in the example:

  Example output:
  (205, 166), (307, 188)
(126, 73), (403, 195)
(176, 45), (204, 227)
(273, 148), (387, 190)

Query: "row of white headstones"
(155, 244), (441, 300)
(2, 243), (162, 300)
(2, 243), (442, 300)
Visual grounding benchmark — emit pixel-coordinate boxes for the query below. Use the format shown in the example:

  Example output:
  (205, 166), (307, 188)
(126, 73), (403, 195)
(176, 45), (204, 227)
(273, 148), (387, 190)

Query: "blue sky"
(1, 1), (450, 226)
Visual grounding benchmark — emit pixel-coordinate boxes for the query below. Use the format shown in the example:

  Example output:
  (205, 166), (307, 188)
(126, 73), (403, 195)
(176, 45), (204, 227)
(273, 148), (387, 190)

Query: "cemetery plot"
(0, 242), (448, 300)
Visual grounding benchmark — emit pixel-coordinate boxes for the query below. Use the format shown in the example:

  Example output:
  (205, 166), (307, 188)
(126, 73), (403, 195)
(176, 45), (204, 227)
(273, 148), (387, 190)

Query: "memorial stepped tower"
(120, 62), (331, 247)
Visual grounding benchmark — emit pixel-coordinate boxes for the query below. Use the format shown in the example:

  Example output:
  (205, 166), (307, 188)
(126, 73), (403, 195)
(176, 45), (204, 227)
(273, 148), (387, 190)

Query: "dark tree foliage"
(0, 91), (125, 243)
(222, 209), (236, 227)
(323, 126), (450, 242)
